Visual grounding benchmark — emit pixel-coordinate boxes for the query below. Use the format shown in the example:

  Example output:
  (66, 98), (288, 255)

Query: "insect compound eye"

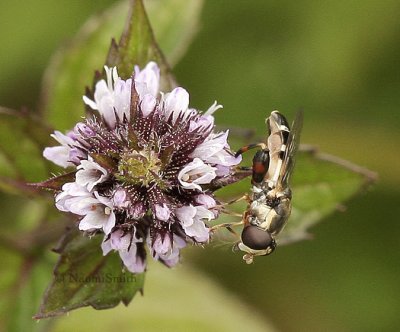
(241, 225), (276, 253)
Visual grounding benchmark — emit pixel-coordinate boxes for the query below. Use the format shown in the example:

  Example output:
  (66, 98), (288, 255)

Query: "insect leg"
(237, 166), (252, 171)
(226, 194), (250, 205)
(210, 220), (244, 233)
(235, 143), (267, 157)
(215, 194), (250, 211)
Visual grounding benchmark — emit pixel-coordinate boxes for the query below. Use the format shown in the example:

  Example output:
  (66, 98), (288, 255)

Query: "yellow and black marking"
(222, 111), (303, 264)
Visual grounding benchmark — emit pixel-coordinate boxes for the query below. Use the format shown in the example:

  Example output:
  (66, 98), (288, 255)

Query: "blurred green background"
(1, 0), (399, 331)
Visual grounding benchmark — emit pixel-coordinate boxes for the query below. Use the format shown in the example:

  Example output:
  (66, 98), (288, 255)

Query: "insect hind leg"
(212, 194), (248, 233)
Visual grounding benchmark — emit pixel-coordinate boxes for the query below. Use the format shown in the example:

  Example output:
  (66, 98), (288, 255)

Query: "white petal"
(79, 210), (108, 231)
(111, 66), (119, 85)
(195, 205), (215, 221)
(190, 131), (228, 160)
(69, 197), (100, 215)
(82, 95), (98, 110)
(93, 80), (111, 103)
(178, 158), (217, 190)
(163, 87), (189, 121)
(135, 61), (160, 97)
(207, 150), (242, 167)
(204, 101), (223, 115)
(190, 131), (242, 167)
(195, 194), (216, 209)
(88, 77), (118, 128)
(55, 182), (92, 212)
(153, 234), (172, 256)
(69, 148), (86, 164)
(155, 204), (171, 221)
(101, 237), (113, 255)
(215, 165), (231, 177)
(104, 66), (115, 90)
(94, 191), (113, 207)
(140, 93), (156, 117)
(110, 230), (132, 251)
(176, 205), (213, 242)
(74, 122), (94, 136)
(173, 235), (187, 249)
(61, 182), (91, 196)
(76, 159), (108, 191)
(51, 131), (75, 146)
(162, 255), (180, 267)
(112, 188), (128, 208)
(98, 95), (116, 128)
(119, 245), (146, 273)
(152, 234), (186, 267)
(43, 146), (73, 168)
(189, 115), (214, 132)
(56, 196), (80, 212)
(175, 205), (197, 227)
(113, 78), (132, 122)
(183, 219), (209, 242)
(43, 130), (78, 168)
(103, 211), (116, 235)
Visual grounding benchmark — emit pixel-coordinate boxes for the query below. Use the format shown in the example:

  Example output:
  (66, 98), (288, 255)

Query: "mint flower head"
(42, 62), (241, 273)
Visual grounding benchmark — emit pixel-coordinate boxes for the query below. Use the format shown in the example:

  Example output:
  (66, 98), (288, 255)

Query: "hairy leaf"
(105, 0), (174, 86)
(41, 0), (203, 130)
(35, 230), (144, 319)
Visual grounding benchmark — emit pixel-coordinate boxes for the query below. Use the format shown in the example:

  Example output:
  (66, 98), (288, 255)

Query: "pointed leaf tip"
(41, 0), (204, 129)
(105, 0), (175, 89)
(29, 172), (76, 191)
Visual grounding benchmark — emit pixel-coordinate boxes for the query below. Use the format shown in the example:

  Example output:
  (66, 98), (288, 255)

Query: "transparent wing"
(279, 110), (303, 188)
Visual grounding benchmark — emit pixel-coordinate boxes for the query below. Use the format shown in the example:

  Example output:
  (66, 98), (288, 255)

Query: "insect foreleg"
(235, 143), (267, 157)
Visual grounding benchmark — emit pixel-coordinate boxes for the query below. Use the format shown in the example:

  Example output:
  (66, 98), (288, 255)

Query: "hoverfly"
(234, 110), (303, 264)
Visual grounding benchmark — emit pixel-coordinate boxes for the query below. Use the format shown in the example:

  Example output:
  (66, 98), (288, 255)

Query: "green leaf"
(105, 0), (175, 86)
(213, 147), (376, 245)
(35, 230), (144, 319)
(41, 0), (204, 130)
(0, 107), (52, 194)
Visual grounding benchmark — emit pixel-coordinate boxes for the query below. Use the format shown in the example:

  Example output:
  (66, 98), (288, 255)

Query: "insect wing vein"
(280, 110), (303, 188)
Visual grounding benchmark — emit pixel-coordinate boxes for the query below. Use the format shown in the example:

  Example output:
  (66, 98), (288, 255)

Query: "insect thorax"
(247, 185), (292, 235)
